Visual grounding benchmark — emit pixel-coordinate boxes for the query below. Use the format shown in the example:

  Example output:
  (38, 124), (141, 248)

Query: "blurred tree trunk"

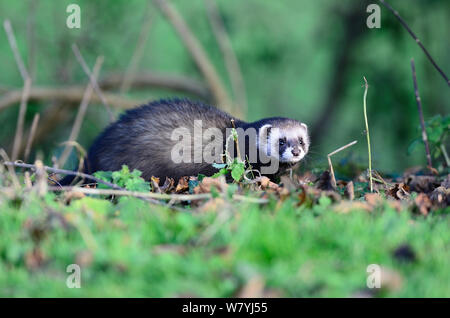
(311, 2), (365, 143)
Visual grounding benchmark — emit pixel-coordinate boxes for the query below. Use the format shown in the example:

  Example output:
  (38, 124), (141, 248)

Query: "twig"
(4, 20), (32, 162)
(152, 0), (233, 112)
(23, 113), (40, 163)
(120, 5), (153, 93)
(3, 161), (123, 190)
(410, 58), (433, 170)
(11, 78), (31, 161)
(0, 150), (21, 189)
(102, 72), (210, 99)
(328, 140), (358, 157)
(0, 86), (143, 112)
(363, 77), (373, 192)
(48, 186), (212, 201)
(379, 0), (450, 86)
(72, 44), (115, 121)
(327, 140), (357, 188)
(34, 160), (48, 197)
(46, 186), (269, 204)
(205, 0), (247, 114)
(3, 161), (266, 206)
(58, 57), (103, 168)
(3, 20), (29, 80)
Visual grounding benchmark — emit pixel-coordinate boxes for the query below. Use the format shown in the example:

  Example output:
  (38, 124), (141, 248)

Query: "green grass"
(0, 192), (449, 297)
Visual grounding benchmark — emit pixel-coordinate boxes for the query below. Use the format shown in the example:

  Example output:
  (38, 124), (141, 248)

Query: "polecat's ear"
(301, 123), (308, 131)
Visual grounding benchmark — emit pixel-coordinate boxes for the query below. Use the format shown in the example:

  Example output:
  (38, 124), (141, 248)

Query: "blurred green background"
(0, 0), (449, 173)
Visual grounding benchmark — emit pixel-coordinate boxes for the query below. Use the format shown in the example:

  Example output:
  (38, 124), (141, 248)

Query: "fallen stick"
(327, 140), (358, 188)
(3, 161), (122, 190)
(47, 186), (269, 203)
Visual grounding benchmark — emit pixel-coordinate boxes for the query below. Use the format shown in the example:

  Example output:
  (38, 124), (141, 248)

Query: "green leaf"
(212, 168), (228, 178)
(231, 162), (245, 182)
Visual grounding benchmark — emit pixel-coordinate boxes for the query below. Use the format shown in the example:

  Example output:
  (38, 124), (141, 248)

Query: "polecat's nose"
(292, 148), (300, 156)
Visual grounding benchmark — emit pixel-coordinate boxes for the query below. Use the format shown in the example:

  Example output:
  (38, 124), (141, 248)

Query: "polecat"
(62, 98), (309, 184)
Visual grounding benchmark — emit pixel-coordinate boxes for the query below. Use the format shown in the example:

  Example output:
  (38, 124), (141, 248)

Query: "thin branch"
(23, 113), (40, 163)
(4, 19), (32, 161)
(0, 150), (21, 189)
(328, 140), (358, 157)
(205, 0), (247, 114)
(58, 57), (103, 168)
(152, 0), (233, 113)
(3, 20), (29, 80)
(0, 86), (143, 112)
(379, 0), (450, 86)
(410, 58), (433, 169)
(3, 161), (123, 190)
(11, 78), (31, 161)
(101, 72), (210, 99)
(120, 5), (153, 93)
(49, 186), (212, 201)
(72, 44), (115, 121)
(46, 186), (269, 204)
(327, 140), (357, 188)
(363, 77), (373, 192)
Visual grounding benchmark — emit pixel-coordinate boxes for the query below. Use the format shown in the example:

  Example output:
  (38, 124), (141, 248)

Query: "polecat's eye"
(279, 138), (286, 146)
(298, 137), (303, 145)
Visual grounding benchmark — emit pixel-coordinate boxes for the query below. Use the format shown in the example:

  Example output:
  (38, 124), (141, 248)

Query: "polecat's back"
(86, 98), (238, 180)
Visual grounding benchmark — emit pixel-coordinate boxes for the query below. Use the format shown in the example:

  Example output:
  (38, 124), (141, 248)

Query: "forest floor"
(0, 164), (449, 297)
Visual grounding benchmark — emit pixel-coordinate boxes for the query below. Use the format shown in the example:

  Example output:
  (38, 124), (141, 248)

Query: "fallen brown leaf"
(175, 176), (189, 193)
(429, 186), (450, 207)
(345, 181), (355, 201)
(387, 183), (410, 200)
(414, 193), (432, 216)
(365, 193), (383, 207)
(160, 177), (175, 193)
(194, 176), (227, 194)
(151, 176), (160, 192)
